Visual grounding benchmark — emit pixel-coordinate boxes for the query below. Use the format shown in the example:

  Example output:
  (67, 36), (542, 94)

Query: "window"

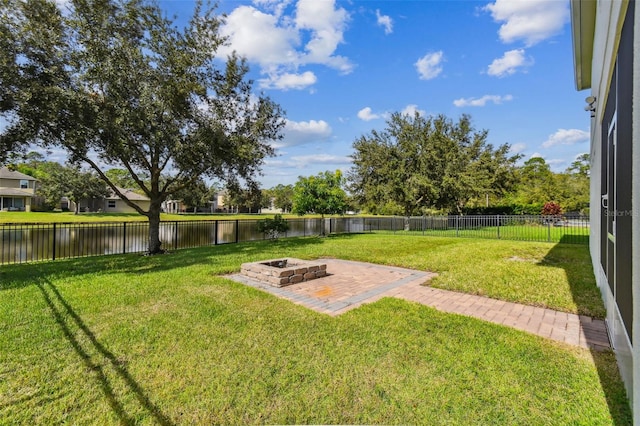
(20, 180), (28, 189)
(107, 200), (116, 209)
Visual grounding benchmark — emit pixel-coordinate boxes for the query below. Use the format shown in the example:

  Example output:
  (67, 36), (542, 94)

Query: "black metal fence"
(0, 215), (589, 265)
(361, 215), (589, 244)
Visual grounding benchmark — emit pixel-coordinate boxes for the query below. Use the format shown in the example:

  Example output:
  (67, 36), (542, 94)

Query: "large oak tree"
(1, 0), (285, 253)
(349, 112), (520, 219)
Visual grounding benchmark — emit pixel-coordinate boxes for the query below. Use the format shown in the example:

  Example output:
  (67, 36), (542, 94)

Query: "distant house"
(0, 167), (37, 212)
(570, 0), (637, 417)
(162, 198), (186, 214)
(103, 187), (151, 213)
(162, 194), (219, 214)
(68, 187), (151, 213)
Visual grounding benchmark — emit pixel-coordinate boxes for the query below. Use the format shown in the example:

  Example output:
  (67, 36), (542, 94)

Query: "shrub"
(256, 214), (290, 240)
(541, 202), (562, 216)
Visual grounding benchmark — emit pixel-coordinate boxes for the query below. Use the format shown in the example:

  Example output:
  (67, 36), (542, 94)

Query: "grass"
(289, 234), (603, 318)
(373, 224), (590, 244)
(0, 235), (630, 424)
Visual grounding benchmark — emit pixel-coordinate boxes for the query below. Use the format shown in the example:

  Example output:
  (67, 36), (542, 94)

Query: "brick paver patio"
(227, 258), (610, 351)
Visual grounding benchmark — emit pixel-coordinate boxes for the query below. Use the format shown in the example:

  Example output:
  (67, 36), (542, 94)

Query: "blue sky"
(165, 0), (590, 188)
(41, 0), (591, 189)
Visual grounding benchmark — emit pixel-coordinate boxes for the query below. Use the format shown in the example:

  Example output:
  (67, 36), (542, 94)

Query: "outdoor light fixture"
(584, 95), (596, 117)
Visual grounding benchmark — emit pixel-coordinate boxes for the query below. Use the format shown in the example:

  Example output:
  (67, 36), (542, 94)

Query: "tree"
(1, 0), (285, 253)
(506, 157), (560, 211)
(224, 184), (263, 213)
(292, 170), (348, 234)
(434, 115), (521, 214)
(104, 169), (144, 191)
(172, 178), (212, 213)
(36, 163), (110, 213)
(568, 153), (590, 177)
(349, 112), (519, 220)
(270, 184), (294, 213)
(349, 112), (438, 219)
(259, 189), (273, 211)
(561, 153), (590, 213)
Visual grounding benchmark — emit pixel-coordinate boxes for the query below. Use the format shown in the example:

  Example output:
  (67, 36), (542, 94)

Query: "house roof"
(570, 0), (596, 90)
(0, 188), (35, 197)
(0, 167), (37, 181)
(107, 187), (150, 201)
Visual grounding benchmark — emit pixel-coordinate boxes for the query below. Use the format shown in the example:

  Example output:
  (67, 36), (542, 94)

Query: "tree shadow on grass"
(589, 349), (633, 425)
(538, 238), (604, 319)
(540, 237), (632, 425)
(36, 278), (174, 425)
(0, 236), (325, 291)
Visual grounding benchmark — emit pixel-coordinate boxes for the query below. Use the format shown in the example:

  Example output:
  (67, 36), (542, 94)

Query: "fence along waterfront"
(0, 215), (589, 265)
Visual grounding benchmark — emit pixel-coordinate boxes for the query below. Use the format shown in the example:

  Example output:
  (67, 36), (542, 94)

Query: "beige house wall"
(104, 199), (151, 214)
(0, 178), (36, 192)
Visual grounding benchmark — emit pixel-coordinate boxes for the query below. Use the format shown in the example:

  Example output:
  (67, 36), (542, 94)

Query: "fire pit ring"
(240, 258), (327, 287)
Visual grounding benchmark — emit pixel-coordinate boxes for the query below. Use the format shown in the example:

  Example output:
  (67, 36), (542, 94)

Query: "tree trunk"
(404, 207), (411, 231)
(147, 202), (164, 254)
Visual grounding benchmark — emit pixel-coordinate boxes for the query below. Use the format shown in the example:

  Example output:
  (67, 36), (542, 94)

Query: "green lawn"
(372, 223), (590, 245)
(0, 235), (629, 424)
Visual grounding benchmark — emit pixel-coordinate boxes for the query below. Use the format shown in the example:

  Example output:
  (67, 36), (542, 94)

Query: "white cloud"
(264, 159), (288, 167)
(289, 154), (352, 168)
(259, 71), (317, 90)
(401, 104), (426, 117)
(218, 6), (299, 68)
(546, 158), (566, 166)
(509, 142), (527, 154)
(484, 0), (570, 46)
(252, 0), (293, 18)
(415, 51), (444, 80)
(542, 129), (589, 148)
(295, 0), (353, 73)
(453, 94), (513, 107)
(487, 49), (531, 77)
(376, 9), (393, 34)
(530, 152), (543, 159)
(275, 119), (332, 148)
(217, 0), (352, 90)
(357, 107), (381, 121)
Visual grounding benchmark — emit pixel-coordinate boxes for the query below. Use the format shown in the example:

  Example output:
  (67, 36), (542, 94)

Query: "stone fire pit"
(240, 258), (327, 287)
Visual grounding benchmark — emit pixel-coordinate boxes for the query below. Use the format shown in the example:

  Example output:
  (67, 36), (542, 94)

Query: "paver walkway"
(227, 258), (610, 351)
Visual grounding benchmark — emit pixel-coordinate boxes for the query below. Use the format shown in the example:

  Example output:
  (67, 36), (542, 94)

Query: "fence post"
(214, 220), (218, 245)
(547, 219), (551, 242)
(235, 220), (239, 243)
(123, 222), (127, 254)
(174, 221), (179, 250)
(497, 215), (501, 239)
(456, 215), (459, 237)
(52, 223), (56, 261)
